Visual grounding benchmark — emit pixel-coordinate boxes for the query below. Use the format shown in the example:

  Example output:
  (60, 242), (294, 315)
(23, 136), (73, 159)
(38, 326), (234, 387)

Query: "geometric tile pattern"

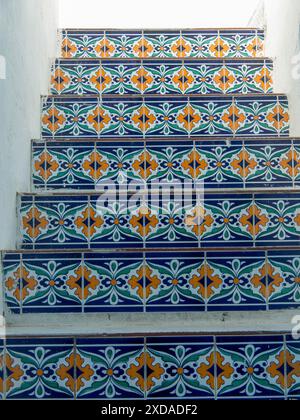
(32, 139), (300, 191)
(41, 95), (290, 139)
(3, 250), (300, 314)
(51, 59), (273, 95)
(0, 335), (299, 399)
(61, 29), (265, 59)
(18, 193), (300, 249)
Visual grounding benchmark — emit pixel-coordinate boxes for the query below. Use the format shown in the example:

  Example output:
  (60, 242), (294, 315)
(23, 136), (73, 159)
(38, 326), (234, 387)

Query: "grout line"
(81, 253), (85, 314)
(292, 139), (296, 190)
(3, 337), (7, 400)
(19, 254), (24, 316)
(88, 196), (91, 250)
(283, 334), (288, 400)
(73, 337), (77, 400)
(143, 336), (147, 400)
(143, 251), (147, 314)
(265, 250), (269, 311)
(204, 251), (208, 312)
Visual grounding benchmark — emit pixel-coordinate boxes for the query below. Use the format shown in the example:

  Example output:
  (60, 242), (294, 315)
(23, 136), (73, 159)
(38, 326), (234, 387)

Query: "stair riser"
(41, 95), (289, 139)
(51, 59), (273, 96)
(0, 334), (298, 399)
(3, 250), (300, 314)
(32, 139), (300, 191)
(19, 193), (300, 249)
(61, 29), (264, 59)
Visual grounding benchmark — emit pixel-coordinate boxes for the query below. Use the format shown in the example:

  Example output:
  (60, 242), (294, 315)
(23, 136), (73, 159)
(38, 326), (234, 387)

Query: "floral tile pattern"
(3, 23), (300, 403)
(51, 59), (273, 96)
(0, 335), (299, 400)
(41, 95), (289, 139)
(265, 251), (300, 310)
(215, 335), (286, 399)
(75, 337), (145, 399)
(146, 336), (215, 398)
(5, 338), (75, 399)
(286, 336), (300, 398)
(18, 192), (300, 249)
(32, 139), (299, 191)
(60, 30), (265, 59)
(3, 250), (300, 313)
(6, 252), (145, 313)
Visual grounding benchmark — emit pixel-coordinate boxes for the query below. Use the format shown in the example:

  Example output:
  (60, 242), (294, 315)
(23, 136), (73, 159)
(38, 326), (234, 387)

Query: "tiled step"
(32, 138), (300, 191)
(3, 249), (300, 314)
(61, 29), (265, 59)
(41, 94), (289, 139)
(0, 334), (299, 399)
(18, 191), (300, 250)
(51, 58), (273, 96)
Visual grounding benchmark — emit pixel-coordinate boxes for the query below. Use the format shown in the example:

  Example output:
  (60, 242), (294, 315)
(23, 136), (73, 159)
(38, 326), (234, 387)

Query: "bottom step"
(0, 334), (299, 399)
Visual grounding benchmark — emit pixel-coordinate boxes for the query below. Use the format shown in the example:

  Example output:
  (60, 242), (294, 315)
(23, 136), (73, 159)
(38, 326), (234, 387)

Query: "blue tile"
(215, 335), (286, 399)
(75, 337), (145, 399)
(84, 253), (144, 312)
(266, 250), (300, 310)
(5, 338), (75, 400)
(285, 335), (300, 398)
(206, 251), (267, 311)
(146, 336), (215, 399)
(2, 253), (22, 314)
(145, 251), (206, 312)
(20, 253), (83, 313)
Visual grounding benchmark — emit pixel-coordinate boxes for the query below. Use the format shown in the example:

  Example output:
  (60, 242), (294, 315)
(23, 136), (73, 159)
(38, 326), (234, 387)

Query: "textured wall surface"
(0, 0), (59, 251)
(255, 0), (300, 136)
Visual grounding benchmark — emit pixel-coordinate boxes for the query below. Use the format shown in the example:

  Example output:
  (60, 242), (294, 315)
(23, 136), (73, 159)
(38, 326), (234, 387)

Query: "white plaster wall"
(252, 0), (300, 136)
(0, 0), (59, 251)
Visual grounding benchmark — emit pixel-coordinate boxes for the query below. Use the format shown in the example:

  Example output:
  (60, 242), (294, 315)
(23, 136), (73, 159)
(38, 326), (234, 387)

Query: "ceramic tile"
(5, 250), (300, 314)
(285, 336), (300, 398)
(205, 251), (268, 311)
(145, 252), (206, 312)
(83, 253), (144, 312)
(33, 139), (298, 191)
(61, 30), (265, 59)
(51, 59), (273, 96)
(215, 335), (286, 399)
(146, 336), (215, 399)
(75, 337), (145, 399)
(41, 95), (289, 139)
(2, 253), (22, 314)
(18, 193), (300, 249)
(254, 193), (300, 247)
(1, 335), (299, 399)
(5, 338), (75, 399)
(200, 193), (254, 248)
(266, 250), (300, 310)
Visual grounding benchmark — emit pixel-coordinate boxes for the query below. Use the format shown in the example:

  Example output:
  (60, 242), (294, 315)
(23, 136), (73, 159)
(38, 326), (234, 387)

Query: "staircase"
(1, 28), (300, 400)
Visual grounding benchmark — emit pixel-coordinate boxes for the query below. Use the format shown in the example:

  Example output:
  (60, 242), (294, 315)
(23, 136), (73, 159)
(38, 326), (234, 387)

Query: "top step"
(61, 29), (265, 59)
